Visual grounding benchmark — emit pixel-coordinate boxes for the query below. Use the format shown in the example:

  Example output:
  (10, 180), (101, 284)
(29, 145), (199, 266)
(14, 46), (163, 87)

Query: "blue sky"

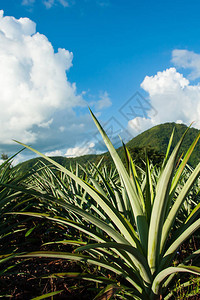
(1, 0), (200, 162)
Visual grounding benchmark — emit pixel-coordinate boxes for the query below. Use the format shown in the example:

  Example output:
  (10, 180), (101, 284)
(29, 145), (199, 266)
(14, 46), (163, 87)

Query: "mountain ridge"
(16, 122), (200, 171)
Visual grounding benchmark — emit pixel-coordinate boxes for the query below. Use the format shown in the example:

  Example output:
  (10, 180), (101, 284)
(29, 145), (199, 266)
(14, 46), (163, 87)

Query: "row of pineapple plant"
(1, 110), (200, 299)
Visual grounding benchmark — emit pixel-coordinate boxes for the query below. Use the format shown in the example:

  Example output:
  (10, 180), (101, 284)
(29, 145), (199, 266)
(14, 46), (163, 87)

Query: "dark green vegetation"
(0, 120), (200, 299)
(17, 123), (200, 175)
(125, 123), (200, 167)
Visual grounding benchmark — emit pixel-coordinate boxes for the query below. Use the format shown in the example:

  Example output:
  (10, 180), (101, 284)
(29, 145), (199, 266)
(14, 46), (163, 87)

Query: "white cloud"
(45, 149), (63, 156)
(141, 68), (189, 96)
(45, 142), (97, 158)
(128, 117), (156, 137)
(0, 10), (85, 145)
(172, 49), (200, 80)
(128, 67), (200, 135)
(43, 0), (54, 8)
(95, 91), (112, 110)
(59, 126), (65, 132)
(59, 0), (71, 7)
(65, 142), (95, 157)
(22, 0), (35, 6)
(38, 118), (53, 128)
(22, 0), (71, 8)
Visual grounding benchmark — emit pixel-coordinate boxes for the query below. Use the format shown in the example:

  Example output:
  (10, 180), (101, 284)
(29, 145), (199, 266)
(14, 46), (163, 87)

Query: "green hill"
(125, 122), (200, 167)
(16, 122), (200, 172)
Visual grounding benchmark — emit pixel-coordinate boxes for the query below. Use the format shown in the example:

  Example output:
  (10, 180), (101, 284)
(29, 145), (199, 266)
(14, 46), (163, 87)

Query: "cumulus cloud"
(65, 142), (96, 157)
(0, 10), (85, 145)
(141, 68), (189, 96)
(172, 49), (200, 80)
(128, 66), (200, 135)
(45, 141), (100, 158)
(95, 91), (112, 110)
(38, 119), (53, 129)
(45, 149), (63, 156)
(128, 117), (156, 138)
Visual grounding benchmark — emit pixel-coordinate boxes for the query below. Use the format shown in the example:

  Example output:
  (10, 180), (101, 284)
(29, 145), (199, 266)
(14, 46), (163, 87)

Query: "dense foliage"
(126, 123), (200, 167)
(17, 123), (200, 176)
(0, 117), (200, 299)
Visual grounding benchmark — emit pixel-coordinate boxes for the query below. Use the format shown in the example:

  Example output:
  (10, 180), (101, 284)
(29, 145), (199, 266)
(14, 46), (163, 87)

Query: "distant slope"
(126, 122), (200, 167)
(17, 122), (200, 172)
